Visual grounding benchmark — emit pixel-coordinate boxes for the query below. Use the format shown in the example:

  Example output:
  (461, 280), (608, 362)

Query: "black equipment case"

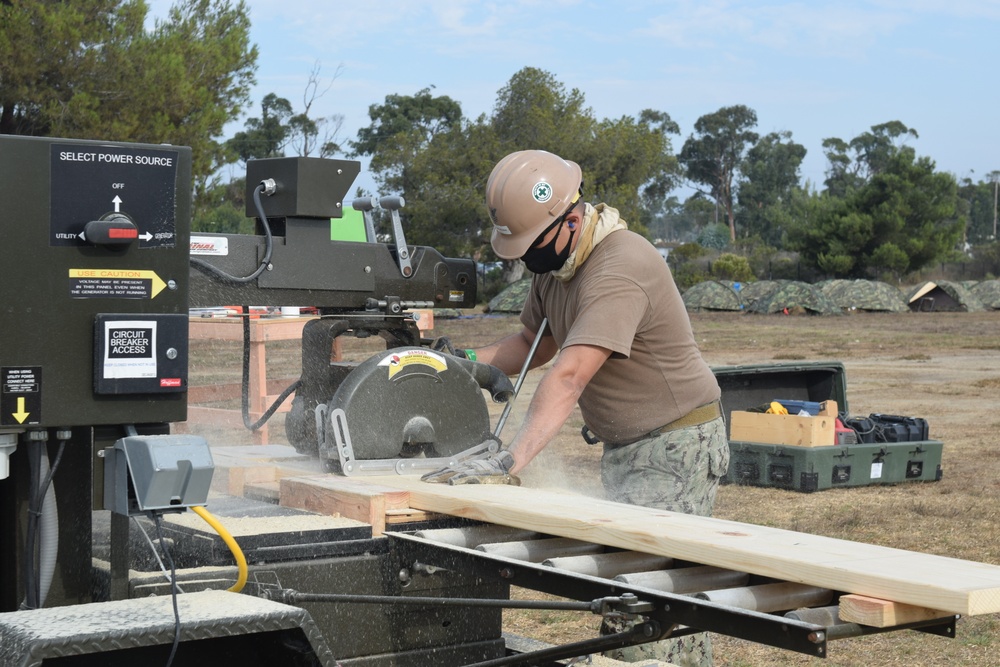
(712, 361), (944, 493)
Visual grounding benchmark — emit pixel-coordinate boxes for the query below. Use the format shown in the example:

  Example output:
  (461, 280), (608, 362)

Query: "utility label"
(1, 366), (41, 426)
(102, 320), (157, 379)
(51, 144), (179, 248)
(69, 268), (167, 299)
(379, 349), (447, 380)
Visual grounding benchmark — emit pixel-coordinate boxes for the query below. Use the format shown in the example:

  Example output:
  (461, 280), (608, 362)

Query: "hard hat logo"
(532, 182), (553, 203)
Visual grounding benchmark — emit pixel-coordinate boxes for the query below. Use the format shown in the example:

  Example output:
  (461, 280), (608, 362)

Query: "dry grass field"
(187, 310), (1000, 666)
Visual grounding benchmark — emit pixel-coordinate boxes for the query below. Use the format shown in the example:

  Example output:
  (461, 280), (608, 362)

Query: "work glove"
(420, 446), (520, 486)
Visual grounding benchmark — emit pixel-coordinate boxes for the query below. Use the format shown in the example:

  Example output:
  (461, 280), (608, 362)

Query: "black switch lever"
(84, 215), (138, 245)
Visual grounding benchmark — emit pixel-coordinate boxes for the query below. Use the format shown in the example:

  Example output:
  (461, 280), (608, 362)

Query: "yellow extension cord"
(191, 505), (248, 593)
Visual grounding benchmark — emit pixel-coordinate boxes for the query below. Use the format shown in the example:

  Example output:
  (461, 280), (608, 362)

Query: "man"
(422, 149), (728, 664)
(423, 148), (728, 505)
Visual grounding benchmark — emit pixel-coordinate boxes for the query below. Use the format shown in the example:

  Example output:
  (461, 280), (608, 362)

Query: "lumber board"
(342, 475), (1000, 617)
(279, 475), (414, 536)
(838, 594), (954, 627)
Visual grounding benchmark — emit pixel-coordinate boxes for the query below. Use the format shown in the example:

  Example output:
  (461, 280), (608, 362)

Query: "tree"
(736, 131), (807, 245)
(351, 86), (463, 196)
(0, 0), (257, 189)
(678, 105), (759, 242)
(957, 172), (999, 244)
(822, 121), (918, 197)
(491, 67), (595, 157)
(787, 146), (962, 279)
(226, 93), (294, 162)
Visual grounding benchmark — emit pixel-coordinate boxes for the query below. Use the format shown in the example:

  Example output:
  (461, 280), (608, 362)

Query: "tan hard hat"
(486, 150), (582, 259)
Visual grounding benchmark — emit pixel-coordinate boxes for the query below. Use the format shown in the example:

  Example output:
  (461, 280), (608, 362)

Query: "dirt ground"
(187, 310), (1000, 667)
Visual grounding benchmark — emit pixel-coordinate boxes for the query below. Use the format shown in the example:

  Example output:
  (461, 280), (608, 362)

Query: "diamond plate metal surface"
(0, 590), (335, 667)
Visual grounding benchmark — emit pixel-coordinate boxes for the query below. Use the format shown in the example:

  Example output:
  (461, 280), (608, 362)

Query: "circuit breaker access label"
(51, 144), (179, 248)
(101, 320), (157, 380)
(1, 367), (41, 426)
(69, 268), (167, 299)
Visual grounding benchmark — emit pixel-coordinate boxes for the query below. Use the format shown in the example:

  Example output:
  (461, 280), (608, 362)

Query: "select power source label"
(1, 367), (42, 426)
(51, 144), (179, 248)
(69, 268), (168, 300)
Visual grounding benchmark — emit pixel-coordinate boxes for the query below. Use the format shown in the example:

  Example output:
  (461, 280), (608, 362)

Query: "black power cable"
(239, 305), (303, 432)
(189, 182), (275, 284)
(153, 513), (181, 667)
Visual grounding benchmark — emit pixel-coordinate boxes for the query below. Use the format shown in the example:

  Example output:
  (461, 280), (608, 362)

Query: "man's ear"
(566, 207), (584, 230)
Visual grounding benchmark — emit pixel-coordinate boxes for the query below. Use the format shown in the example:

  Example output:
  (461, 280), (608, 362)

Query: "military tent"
(682, 281), (745, 312)
(906, 281), (986, 312)
(485, 278), (531, 313)
(739, 280), (788, 310)
(747, 281), (842, 315)
(820, 280), (908, 313)
(970, 280), (1000, 310)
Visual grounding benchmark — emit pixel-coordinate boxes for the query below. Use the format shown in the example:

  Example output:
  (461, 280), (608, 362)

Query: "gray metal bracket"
(379, 196), (412, 278)
(319, 405), (497, 476)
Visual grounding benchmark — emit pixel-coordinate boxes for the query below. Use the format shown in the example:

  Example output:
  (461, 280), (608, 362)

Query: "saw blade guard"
(320, 347), (512, 474)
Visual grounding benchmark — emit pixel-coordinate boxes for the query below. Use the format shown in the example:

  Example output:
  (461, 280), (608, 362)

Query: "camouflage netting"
(682, 281), (745, 312)
(970, 280), (1000, 310)
(739, 280), (789, 310)
(485, 278), (531, 313)
(906, 280), (986, 312)
(747, 281), (842, 315)
(820, 279), (908, 313)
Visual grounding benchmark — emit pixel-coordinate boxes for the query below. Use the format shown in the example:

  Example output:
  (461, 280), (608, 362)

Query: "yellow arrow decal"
(12, 397), (29, 424)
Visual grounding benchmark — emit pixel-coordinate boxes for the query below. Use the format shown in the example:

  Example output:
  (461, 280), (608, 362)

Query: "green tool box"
(712, 361), (944, 493)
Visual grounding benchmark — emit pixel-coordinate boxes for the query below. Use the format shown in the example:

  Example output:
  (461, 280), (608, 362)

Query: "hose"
(36, 448), (59, 607)
(191, 505), (248, 593)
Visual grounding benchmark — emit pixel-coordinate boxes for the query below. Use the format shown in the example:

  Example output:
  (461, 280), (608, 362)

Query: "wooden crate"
(730, 400), (838, 447)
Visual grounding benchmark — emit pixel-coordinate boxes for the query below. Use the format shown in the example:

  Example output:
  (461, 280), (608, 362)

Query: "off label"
(51, 144), (179, 248)
(1, 367), (42, 426)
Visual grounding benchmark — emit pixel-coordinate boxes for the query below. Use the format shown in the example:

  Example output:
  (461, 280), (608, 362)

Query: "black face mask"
(521, 219), (575, 274)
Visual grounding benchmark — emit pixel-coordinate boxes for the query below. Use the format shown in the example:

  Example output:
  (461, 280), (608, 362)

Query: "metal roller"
(614, 565), (750, 594)
(542, 552), (673, 579)
(695, 583), (834, 613)
(476, 537), (604, 562)
(412, 526), (542, 548)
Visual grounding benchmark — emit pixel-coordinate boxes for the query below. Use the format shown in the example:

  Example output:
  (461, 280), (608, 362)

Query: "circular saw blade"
(326, 347), (493, 461)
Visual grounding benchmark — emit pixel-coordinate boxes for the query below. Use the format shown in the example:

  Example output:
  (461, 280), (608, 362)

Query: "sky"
(148, 0), (1000, 196)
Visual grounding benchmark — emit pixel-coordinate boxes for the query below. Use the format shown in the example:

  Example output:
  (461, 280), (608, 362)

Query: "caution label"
(69, 268), (167, 299)
(378, 349), (448, 380)
(1, 367), (41, 426)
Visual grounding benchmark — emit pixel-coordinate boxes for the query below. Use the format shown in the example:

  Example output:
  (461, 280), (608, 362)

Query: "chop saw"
(188, 155), (517, 475)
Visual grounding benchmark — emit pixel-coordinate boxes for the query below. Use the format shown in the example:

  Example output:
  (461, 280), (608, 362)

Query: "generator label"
(1, 367), (41, 426)
(51, 144), (179, 248)
(102, 321), (157, 379)
(378, 349), (448, 380)
(190, 235), (229, 256)
(69, 268), (167, 299)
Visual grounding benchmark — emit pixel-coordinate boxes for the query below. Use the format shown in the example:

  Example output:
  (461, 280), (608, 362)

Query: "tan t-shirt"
(521, 229), (720, 444)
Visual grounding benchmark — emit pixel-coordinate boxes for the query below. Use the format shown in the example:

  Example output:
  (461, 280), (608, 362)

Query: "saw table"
(193, 446), (1000, 664)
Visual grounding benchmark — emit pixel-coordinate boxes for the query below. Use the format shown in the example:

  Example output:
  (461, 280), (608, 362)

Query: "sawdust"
(188, 310), (1000, 667)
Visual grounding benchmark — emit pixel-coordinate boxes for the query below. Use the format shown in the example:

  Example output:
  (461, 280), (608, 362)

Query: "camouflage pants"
(599, 416), (729, 666)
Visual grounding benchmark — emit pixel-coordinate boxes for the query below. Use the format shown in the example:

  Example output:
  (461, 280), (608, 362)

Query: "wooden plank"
(279, 475), (413, 536)
(730, 402), (838, 447)
(838, 594), (954, 627)
(340, 475), (1000, 616)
